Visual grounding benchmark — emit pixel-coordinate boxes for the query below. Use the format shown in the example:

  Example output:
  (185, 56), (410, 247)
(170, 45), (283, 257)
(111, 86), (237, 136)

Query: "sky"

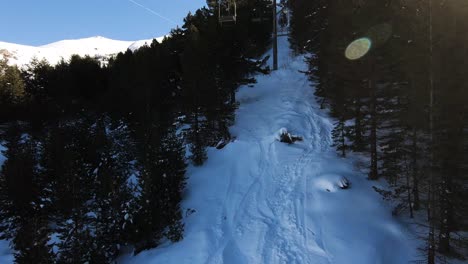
(0, 0), (207, 46)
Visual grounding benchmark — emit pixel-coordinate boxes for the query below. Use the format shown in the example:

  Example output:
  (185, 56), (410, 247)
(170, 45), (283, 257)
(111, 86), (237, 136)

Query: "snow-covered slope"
(119, 37), (417, 264)
(0, 36), (164, 66)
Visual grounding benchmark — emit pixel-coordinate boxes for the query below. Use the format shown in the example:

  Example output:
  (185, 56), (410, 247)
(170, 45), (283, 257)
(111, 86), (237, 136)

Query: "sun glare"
(345, 38), (372, 60)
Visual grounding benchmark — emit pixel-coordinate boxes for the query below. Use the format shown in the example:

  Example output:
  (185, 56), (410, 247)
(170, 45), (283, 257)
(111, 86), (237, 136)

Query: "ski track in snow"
(120, 37), (416, 264)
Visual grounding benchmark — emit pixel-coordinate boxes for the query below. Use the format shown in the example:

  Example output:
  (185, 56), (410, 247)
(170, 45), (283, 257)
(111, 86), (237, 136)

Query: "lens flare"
(345, 38), (372, 60)
(366, 23), (392, 48)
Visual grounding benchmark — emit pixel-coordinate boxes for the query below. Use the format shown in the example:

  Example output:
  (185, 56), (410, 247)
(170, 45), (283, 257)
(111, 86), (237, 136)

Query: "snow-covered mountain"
(0, 36), (165, 66)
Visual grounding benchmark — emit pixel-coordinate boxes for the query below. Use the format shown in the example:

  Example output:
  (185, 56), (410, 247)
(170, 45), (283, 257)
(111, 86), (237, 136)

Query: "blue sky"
(0, 0), (207, 46)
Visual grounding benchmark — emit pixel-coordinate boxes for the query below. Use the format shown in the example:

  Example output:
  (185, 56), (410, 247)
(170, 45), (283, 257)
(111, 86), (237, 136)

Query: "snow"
(127, 38), (166, 51)
(0, 36), (164, 66)
(0, 144), (5, 166)
(118, 37), (417, 263)
(0, 240), (13, 264)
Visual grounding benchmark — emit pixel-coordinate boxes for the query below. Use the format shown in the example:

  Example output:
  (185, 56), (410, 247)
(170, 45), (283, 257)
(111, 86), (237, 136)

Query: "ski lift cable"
(127, 0), (178, 25)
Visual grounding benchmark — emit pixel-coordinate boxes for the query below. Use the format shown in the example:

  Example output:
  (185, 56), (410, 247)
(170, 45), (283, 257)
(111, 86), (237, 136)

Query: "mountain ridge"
(0, 35), (165, 66)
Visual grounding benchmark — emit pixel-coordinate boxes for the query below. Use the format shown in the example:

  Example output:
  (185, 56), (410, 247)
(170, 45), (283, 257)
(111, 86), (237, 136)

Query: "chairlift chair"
(219, 0), (237, 24)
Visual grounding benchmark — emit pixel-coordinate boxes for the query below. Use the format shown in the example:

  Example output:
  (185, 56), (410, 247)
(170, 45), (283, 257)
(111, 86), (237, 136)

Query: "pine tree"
(53, 118), (97, 263)
(0, 58), (25, 120)
(331, 117), (349, 158)
(90, 116), (136, 262)
(159, 125), (187, 242)
(0, 123), (54, 263)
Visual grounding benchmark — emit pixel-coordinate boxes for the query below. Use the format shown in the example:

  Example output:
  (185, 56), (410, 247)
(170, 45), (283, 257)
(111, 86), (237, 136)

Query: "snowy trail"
(120, 37), (416, 264)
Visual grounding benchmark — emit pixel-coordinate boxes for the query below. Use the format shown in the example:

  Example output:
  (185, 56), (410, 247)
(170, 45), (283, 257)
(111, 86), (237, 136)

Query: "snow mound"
(313, 174), (349, 193)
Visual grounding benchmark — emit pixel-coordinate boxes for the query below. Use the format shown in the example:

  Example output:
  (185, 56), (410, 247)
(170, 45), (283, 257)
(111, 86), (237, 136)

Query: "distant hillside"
(0, 36), (164, 66)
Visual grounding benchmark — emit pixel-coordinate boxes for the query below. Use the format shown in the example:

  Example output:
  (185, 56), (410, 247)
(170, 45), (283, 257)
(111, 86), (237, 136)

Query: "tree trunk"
(406, 169), (413, 218)
(411, 127), (420, 211)
(438, 171), (451, 254)
(341, 122), (346, 158)
(354, 100), (363, 152)
(369, 78), (378, 180)
(427, 0), (436, 262)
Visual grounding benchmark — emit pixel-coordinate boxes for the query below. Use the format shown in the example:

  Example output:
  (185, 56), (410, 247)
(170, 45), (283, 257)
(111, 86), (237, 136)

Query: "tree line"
(289, 0), (467, 262)
(0, 1), (272, 263)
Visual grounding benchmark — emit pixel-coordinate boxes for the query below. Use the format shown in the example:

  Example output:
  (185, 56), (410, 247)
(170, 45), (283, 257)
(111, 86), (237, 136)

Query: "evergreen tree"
(90, 116), (136, 262)
(0, 123), (54, 263)
(0, 58), (25, 120)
